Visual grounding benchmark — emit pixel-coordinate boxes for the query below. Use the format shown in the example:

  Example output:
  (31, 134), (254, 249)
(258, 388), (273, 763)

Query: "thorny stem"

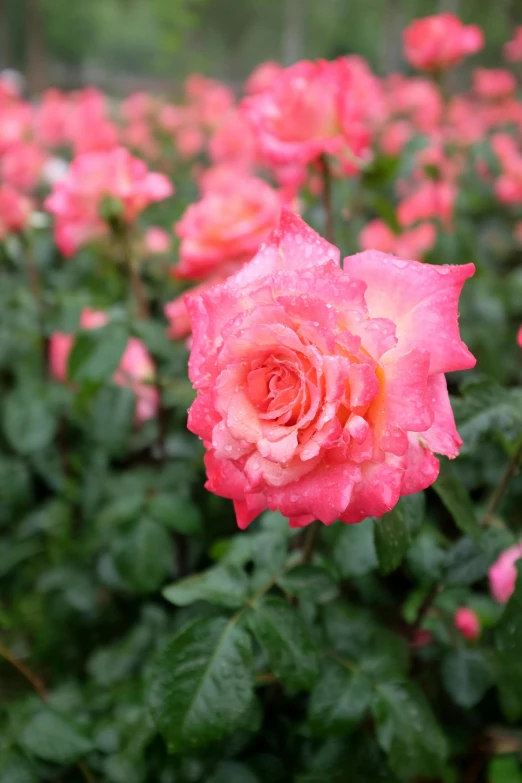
(320, 154), (335, 244)
(482, 433), (522, 527)
(0, 643), (99, 783)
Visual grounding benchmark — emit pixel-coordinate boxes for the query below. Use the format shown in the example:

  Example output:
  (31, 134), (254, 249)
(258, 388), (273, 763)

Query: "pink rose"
(174, 175), (281, 280)
(473, 69), (517, 101)
(504, 28), (522, 63)
(403, 13), (484, 72)
(241, 58), (370, 169)
(1, 142), (46, 192)
(489, 543), (522, 603)
(49, 308), (157, 425)
(45, 147), (173, 256)
(186, 209), (475, 528)
(0, 185), (32, 239)
(398, 181), (456, 229)
(360, 219), (436, 261)
(454, 607), (480, 640)
(245, 61), (283, 95)
(144, 226), (171, 255)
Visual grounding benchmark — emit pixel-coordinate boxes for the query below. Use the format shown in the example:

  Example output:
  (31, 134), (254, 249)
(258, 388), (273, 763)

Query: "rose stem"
(482, 434), (522, 526)
(320, 154), (335, 244)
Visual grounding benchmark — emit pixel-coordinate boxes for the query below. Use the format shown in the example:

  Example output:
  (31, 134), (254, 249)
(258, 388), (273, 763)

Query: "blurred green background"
(3, 0), (522, 96)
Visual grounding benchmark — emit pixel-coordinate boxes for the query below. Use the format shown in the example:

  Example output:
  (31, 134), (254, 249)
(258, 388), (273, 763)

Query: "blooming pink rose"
(144, 226), (171, 255)
(505, 27), (522, 63)
(490, 543), (522, 603)
(49, 308), (157, 425)
(397, 181), (456, 228)
(0, 185), (32, 239)
(45, 147), (173, 256)
(1, 141), (46, 192)
(34, 89), (71, 148)
(241, 58), (371, 169)
(186, 209), (475, 529)
(473, 69), (517, 101)
(454, 607), (480, 640)
(67, 87), (119, 154)
(174, 175), (281, 280)
(360, 219), (436, 261)
(403, 13), (484, 72)
(245, 61), (284, 95)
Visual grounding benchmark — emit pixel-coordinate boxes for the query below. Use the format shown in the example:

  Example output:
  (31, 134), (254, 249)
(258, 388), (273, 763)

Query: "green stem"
(482, 434), (522, 526)
(321, 154), (335, 244)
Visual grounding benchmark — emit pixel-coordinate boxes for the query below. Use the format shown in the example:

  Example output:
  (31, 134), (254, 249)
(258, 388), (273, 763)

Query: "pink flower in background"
(144, 226), (171, 255)
(504, 27), (522, 62)
(245, 61), (284, 95)
(68, 87), (119, 154)
(174, 175), (281, 280)
(489, 543), (522, 603)
(379, 120), (413, 157)
(0, 185), (32, 239)
(473, 69), (517, 101)
(186, 209), (475, 529)
(454, 608), (481, 640)
(34, 89), (71, 148)
(164, 272), (230, 341)
(0, 102), (32, 153)
(398, 181), (456, 228)
(360, 219), (436, 260)
(241, 58), (371, 169)
(1, 141), (46, 192)
(518, 324), (522, 347)
(403, 13), (484, 71)
(49, 308), (158, 425)
(209, 110), (259, 169)
(44, 147), (173, 256)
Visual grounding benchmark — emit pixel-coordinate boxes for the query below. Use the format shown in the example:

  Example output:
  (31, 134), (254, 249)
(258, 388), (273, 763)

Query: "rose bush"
(1, 11), (522, 783)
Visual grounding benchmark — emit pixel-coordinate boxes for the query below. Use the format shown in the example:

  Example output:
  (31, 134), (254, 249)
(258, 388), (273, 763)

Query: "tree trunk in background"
(282, 0), (304, 66)
(26, 0), (47, 95)
(381, 0), (403, 74)
(0, 0), (11, 70)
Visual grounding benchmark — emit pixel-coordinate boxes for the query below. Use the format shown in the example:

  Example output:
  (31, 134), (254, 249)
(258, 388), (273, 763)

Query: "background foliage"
(2, 4), (522, 783)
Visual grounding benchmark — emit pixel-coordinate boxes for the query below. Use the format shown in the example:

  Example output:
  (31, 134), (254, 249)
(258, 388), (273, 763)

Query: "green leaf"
(277, 564), (338, 604)
(453, 379), (522, 454)
(398, 493), (426, 536)
(247, 596), (319, 691)
(90, 385), (135, 450)
(114, 518), (172, 594)
(373, 506), (410, 575)
(443, 537), (492, 586)
(68, 322), (128, 383)
(3, 388), (55, 455)
(495, 564), (522, 720)
(207, 761), (260, 783)
(148, 616), (254, 752)
(441, 649), (494, 708)
(148, 493), (202, 535)
(0, 751), (38, 783)
(329, 519), (378, 578)
(433, 460), (480, 542)
(20, 709), (92, 764)
(372, 683), (448, 780)
(163, 565), (249, 609)
(488, 757), (522, 783)
(407, 530), (446, 584)
(308, 659), (373, 735)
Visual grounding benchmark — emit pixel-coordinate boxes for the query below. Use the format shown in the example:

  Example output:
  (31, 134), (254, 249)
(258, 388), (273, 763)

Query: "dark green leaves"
(3, 387), (56, 455)
(68, 322), (128, 383)
(114, 518), (172, 594)
(0, 751), (38, 783)
(328, 519), (378, 577)
(495, 564), (522, 720)
(20, 709), (92, 764)
(453, 379), (522, 454)
(373, 506), (410, 575)
(372, 683), (448, 780)
(277, 564), (338, 603)
(433, 460), (480, 542)
(308, 660), (373, 735)
(163, 565), (249, 609)
(247, 597), (319, 691)
(441, 649), (494, 708)
(148, 617), (254, 752)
